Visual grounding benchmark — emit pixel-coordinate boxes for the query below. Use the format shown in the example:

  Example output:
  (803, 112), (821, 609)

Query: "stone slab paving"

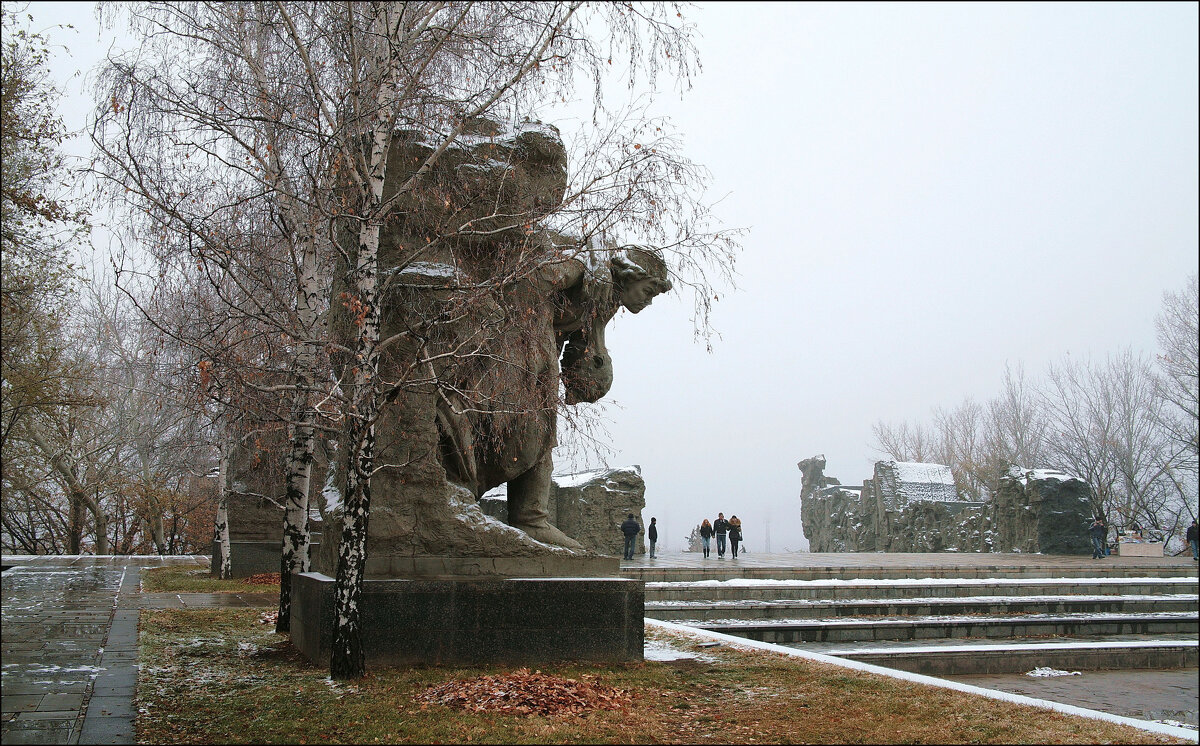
(946, 668), (1199, 727)
(621, 549), (1200, 572)
(1, 555), (205, 745)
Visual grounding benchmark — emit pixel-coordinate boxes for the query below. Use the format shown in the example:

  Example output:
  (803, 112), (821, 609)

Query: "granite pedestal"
(290, 571), (644, 666)
(211, 538), (322, 578)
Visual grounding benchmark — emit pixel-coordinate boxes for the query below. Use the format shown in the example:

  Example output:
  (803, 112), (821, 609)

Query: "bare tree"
(1154, 274), (1199, 485)
(1041, 349), (1182, 538)
(871, 419), (939, 465)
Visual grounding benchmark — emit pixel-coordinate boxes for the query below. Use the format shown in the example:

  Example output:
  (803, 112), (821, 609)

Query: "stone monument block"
(296, 118), (667, 666)
(211, 431), (329, 577)
(993, 467), (1092, 554)
(291, 572), (643, 666)
(800, 457), (1093, 555)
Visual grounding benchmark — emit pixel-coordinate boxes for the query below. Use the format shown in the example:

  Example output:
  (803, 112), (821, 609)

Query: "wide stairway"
(631, 558), (1199, 676)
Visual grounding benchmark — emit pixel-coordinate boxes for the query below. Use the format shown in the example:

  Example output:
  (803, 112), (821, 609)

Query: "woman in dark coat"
(728, 515), (743, 558)
(699, 519), (713, 558)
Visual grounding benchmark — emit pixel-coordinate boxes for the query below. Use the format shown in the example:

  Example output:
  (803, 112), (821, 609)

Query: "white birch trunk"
(213, 435), (233, 579)
(331, 29), (393, 674)
(277, 233), (321, 632)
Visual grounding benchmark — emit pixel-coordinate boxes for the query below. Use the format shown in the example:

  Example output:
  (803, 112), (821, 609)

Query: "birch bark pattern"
(277, 236), (321, 633)
(213, 436), (233, 579)
(329, 220), (382, 678)
(330, 124), (389, 678)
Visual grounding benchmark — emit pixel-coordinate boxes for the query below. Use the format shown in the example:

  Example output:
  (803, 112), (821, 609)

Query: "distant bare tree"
(1154, 275), (1199, 472)
(985, 363), (1049, 470)
(871, 419), (939, 465)
(1041, 349), (1182, 539)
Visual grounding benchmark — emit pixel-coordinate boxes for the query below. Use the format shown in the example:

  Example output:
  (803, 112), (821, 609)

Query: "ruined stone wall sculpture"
(800, 456), (1093, 555)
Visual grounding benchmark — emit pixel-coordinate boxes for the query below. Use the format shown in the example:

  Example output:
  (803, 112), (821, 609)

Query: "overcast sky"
(25, 2), (1200, 552)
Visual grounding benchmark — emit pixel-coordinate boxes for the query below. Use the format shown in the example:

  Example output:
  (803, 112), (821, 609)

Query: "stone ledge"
(291, 572), (643, 666)
(360, 553), (620, 579)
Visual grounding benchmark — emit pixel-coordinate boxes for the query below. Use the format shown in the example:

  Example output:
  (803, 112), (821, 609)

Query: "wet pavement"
(621, 549), (1200, 572)
(2, 555), (207, 745)
(946, 668), (1199, 727)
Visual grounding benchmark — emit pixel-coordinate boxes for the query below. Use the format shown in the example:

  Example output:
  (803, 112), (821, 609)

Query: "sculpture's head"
(611, 246), (672, 313)
(559, 247), (671, 405)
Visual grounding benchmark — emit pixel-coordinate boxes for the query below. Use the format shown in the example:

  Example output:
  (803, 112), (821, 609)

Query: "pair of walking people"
(699, 512), (742, 558)
(619, 514), (657, 560)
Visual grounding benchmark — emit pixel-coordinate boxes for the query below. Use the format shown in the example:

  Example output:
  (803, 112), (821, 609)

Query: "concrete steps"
(645, 593), (1199, 621)
(693, 611), (1200, 643)
(624, 564), (1197, 582)
(642, 562), (1198, 675)
(644, 577), (1199, 602)
(831, 640), (1199, 676)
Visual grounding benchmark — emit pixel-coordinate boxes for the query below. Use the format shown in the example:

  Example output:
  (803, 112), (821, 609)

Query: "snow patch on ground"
(322, 677), (361, 696)
(1026, 667), (1081, 677)
(643, 636), (721, 663)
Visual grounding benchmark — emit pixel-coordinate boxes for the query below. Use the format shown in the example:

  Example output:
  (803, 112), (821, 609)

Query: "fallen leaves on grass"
(257, 611), (279, 626)
(415, 668), (632, 717)
(246, 572), (282, 585)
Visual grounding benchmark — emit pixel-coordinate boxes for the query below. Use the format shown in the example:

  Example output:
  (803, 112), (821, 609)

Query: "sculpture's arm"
(543, 235), (616, 333)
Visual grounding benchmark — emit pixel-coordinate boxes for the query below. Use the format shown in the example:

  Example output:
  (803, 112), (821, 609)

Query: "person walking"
(620, 513), (640, 560)
(728, 515), (743, 559)
(648, 517), (658, 559)
(1186, 519), (1198, 561)
(699, 519), (713, 558)
(1088, 517), (1108, 560)
(713, 513), (729, 558)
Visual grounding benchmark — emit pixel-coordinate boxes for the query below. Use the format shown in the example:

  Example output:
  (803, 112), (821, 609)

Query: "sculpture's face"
(620, 278), (659, 313)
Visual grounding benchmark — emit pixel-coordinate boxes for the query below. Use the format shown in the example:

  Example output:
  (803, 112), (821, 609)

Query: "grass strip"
(135, 608), (1186, 744)
(141, 566), (280, 594)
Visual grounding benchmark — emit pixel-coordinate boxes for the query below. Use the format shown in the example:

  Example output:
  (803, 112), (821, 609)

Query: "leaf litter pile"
(416, 668), (632, 717)
(245, 572), (281, 585)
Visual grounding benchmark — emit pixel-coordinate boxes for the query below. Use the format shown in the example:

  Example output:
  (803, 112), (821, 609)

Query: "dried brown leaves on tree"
(415, 668), (632, 717)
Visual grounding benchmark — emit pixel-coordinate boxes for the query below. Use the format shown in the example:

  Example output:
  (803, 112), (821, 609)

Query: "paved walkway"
(621, 549), (1199, 571)
(946, 668), (1199, 727)
(2, 555), (207, 745)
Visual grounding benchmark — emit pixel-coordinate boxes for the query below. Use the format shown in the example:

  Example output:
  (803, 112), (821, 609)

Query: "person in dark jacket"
(713, 513), (729, 558)
(620, 514), (640, 560)
(648, 517), (658, 559)
(1088, 517), (1107, 559)
(1186, 519), (1198, 561)
(728, 515), (742, 558)
(699, 519), (713, 558)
